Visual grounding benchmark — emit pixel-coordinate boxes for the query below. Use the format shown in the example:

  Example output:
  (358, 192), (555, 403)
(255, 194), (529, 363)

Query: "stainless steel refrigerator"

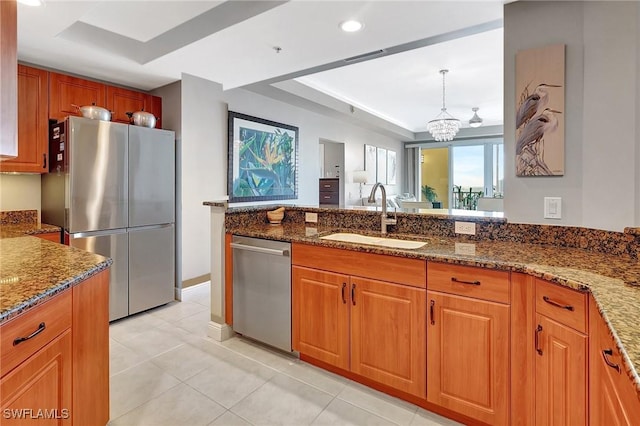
(42, 116), (175, 321)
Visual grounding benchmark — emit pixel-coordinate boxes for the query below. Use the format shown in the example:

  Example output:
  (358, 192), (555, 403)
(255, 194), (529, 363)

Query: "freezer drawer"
(68, 117), (128, 232)
(232, 236), (292, 352)
(129, 224), (175, 315)
(128, 126), (175, 227)
(69, 230), (129, 321)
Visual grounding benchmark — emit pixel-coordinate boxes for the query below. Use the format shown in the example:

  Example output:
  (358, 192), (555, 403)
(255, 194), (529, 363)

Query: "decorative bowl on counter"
(266, 207), (285, 224)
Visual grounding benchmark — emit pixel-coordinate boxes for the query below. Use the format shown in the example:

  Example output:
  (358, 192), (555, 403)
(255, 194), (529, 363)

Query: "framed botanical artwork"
(227, 111), (298, 202)
(387, 150), (397, 185)
(377, 147), (387, 184)
(364, 144), (377, 184)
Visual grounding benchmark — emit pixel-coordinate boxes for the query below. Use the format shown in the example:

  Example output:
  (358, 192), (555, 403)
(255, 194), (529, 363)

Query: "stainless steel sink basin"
(320, 233), (426, 249)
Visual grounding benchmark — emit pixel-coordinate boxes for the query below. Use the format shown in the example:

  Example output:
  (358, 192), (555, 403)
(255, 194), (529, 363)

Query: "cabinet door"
(351, 277), (426, 398)
(0, 330), (72, 425)
(149, 95), (162, 129)
(49, 73), (106, 122)
(106, 86), (151, 124)
(427, 291), (510, 425)
(292, 266), (349, 370)
(535, 314), (587, 426)
(589, 299), (640, 426)
(0, 65), (48, 172)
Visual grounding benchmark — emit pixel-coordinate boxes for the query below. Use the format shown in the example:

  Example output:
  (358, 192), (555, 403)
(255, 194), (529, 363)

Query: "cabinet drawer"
(427, 262), (510, 304)
(535, 279), (587, 333)
(319, 178), (339, 192)
(319, 191), (339, 204)
(1, 290), (72, 376)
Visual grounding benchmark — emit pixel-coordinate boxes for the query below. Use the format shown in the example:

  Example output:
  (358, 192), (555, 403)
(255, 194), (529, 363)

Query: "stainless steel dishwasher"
(231, 236), (292, 352)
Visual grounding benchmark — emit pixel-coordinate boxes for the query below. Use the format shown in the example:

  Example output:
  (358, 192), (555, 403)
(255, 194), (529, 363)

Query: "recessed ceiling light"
(340, 20), (363, 33)
(17, 0), (44, 6)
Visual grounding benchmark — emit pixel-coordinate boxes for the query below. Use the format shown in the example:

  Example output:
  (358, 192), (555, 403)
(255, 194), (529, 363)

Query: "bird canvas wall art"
(515, 44), (565, 176)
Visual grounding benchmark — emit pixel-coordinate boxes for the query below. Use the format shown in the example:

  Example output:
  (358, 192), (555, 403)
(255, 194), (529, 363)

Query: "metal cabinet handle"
(341, 283), (346, 304)
(42, 154), (47, 169)
(351, 283), (356, 306)
(429, 300), (435, 325)
(13, 322), (46, 346)
(542, 296), (574, 311)
(451, 277), (480, 286)
(535, 324), (543, 355)
(602, 349), (621, 373)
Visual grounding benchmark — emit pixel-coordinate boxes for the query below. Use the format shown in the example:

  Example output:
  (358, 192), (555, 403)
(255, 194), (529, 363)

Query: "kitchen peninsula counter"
(0, 236), (112, 323)
(225, 219), (640, 395)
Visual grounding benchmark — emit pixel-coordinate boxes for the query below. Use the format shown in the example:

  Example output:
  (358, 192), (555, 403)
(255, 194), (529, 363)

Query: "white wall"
(504, 1), (640, 231)
(0, 174), (41, 217)
(172, 74), (403, 282)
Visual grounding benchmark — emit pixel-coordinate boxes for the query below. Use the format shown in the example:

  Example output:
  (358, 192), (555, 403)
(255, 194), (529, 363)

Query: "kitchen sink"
(319, 233), (426, 249)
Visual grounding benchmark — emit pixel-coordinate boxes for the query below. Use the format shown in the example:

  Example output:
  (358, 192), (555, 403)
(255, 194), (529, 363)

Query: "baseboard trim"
(207, 321), (234, 342)
(182, 273), (211, 289)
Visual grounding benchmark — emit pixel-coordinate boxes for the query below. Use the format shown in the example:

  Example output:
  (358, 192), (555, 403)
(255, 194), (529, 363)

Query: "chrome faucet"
(367, 182), (397, 235)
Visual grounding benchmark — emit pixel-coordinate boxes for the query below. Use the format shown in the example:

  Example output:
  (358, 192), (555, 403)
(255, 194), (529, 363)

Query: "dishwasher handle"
(230, 242), (290, 257)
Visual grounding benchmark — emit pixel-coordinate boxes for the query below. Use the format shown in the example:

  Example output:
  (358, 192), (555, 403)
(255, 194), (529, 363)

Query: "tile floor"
(108, 282), (462, 426)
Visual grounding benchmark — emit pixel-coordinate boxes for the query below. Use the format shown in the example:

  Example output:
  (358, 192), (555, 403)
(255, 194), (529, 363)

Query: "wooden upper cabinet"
(49, 72), (106, 122)
(589, 298), (640, 426)
(351, 277), (426, 398)
(149, 94), (162, 129)
(106, 86), (150, 124)
(427, 290), (510, 425)
(0, 0), (18, 158)
(292, 266), (350, 370)
(0, 65), (49, 173)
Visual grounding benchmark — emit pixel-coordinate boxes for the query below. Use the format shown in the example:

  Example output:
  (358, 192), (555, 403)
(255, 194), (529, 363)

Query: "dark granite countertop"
(0, 222), (61, 238)
(0, 236), (111, 324)
(226, 221), (640, 395)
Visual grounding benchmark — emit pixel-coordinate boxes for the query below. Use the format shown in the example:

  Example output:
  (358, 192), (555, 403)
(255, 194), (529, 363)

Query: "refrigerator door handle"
(127, 223), (174, 232)
(70, 228), (128, 239)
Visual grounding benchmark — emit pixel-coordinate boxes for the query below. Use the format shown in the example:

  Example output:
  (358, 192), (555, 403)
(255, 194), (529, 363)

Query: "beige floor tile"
(337, 382), (417, 425)
(410, 408), (464, 426)
(209, 411), (253, 426)
(118, 327), (186, 358)
(182, 282), (211, 307)
(221, 336), (297, 371)
(149, 300), (209, 321)
(185, 353), (278, 409)
(282, 360), (348, 396)
(109, 383), (224, 426)
(150, 343), (220, 381)
(230, 373), (333, 425)
(109, 361), (181, 419)
(109, 311), (172, 343)
(109, 338), (148, 376)
(175, 309), (211, 337)
(311, 398), (395, 426)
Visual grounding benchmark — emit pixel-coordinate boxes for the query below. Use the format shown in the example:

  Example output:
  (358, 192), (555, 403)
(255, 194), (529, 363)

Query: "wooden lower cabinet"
(589, 298), (640, 425)
(351, 277), (426, 398)
(292, 265), (426, 398)
(292, 266), (349, 370)
(0, 270), (109, 425)
(36, 232), (61, 243)
(534, 313), (588, 426)
(0, 330), (72, 425)
(426, 290), (510, 425)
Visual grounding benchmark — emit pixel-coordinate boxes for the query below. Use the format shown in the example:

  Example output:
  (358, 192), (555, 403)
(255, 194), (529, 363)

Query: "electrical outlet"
(454, 221), (476, 235)
(455, 243), (476, 256)
(305, 212), (318, 223)
(544, 197), (562, 219)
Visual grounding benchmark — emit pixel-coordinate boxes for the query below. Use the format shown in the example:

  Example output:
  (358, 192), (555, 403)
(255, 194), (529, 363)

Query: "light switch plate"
(544, 197), (562, 219)
(454, 221), (476, 235)
(305, 212), (318, 223)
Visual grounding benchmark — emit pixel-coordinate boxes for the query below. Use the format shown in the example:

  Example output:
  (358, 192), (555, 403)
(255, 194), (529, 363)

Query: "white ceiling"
(16, 0), (507, 135)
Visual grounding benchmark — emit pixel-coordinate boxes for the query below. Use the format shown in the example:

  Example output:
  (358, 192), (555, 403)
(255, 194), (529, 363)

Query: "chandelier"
(427, 69), (460, 141)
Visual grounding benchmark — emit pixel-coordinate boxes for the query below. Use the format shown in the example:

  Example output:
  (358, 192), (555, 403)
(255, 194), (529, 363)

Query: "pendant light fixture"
(469, 107), (483, 128)
(427, 69), (460, 142)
